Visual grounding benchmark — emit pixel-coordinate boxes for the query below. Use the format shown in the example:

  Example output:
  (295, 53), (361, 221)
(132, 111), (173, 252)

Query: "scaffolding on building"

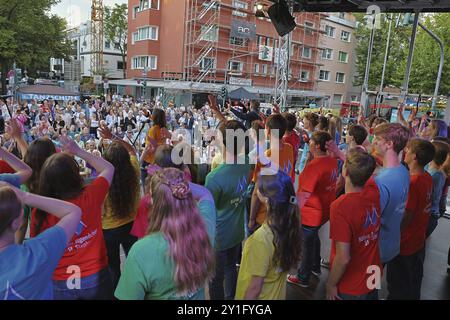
(184, 0), (221, 84)
(90, 0), (104, 76)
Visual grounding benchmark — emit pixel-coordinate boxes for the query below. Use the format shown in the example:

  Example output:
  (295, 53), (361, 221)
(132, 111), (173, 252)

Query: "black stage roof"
(272, 0), (450, 13)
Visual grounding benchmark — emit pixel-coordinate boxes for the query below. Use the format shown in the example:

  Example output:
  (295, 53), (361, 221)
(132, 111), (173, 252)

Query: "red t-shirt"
(329, 182), (382, 296)
(282, 130), (301, 164)
(130, 195), (151, 239)
(298, 156), (338, 227)
(0, 160), (15, 174)
(30, 177), (110, 280)
(400, 172), (433, 256)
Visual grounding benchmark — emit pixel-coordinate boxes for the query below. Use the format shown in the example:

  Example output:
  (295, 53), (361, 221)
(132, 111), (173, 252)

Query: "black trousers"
(386, 248), (425, 300)
(103, 222), (138, 290)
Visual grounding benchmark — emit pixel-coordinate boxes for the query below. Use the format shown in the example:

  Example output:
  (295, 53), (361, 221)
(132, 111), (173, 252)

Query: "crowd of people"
(0, 92), (449, 300)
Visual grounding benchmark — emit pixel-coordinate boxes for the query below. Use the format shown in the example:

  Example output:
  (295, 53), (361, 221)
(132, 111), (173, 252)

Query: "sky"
(51, 0), (127, 27)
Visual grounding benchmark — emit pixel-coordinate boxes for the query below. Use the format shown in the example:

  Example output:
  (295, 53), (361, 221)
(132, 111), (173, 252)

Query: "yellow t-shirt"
(102, 155), (141, 230)
(144, 125), (164, 164)
(235, 223), (287, 300)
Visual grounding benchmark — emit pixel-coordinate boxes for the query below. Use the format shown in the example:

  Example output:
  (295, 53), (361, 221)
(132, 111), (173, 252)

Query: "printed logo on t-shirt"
(282, 160), (293, 175)
(3, 281), (25, 300)
(236, 176), (248, 194)
(363, 207), (379, 229)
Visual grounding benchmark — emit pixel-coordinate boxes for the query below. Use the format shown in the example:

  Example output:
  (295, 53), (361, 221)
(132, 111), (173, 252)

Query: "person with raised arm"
(30, 135), (115, 300)
(0, 182), (82, 300)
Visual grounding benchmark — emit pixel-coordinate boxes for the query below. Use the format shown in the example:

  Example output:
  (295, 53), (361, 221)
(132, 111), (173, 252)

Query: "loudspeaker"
(267, 0), (296, 37)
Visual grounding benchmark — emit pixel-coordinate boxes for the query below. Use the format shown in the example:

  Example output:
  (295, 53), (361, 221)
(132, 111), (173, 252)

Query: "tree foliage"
(0, 0), (72, 94)
(354, 13), (450, 96)
(104, 3), (128, 79)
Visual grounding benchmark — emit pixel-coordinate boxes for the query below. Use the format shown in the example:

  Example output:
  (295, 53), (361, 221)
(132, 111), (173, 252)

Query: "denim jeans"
(426, 215), (439, 238)
(297, 225), (321, 282)
(103, 222), (137, 289)
(53, 268), (114, 300)
(386, 248), (425, 300)
(209, 244), (241, 300)
(339, 290), (379, 300)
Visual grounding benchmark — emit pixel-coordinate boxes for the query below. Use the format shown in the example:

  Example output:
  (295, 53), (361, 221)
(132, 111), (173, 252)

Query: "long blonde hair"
(147, 168), (215, 295)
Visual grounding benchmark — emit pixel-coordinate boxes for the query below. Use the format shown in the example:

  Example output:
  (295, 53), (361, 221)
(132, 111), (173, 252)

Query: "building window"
(261, 64), (268, 75)
(333, 94), (343, 105)
(257, 35), (263, 46)
(300, 70), (309, 82)
(254, 63), (259, 74)
(351, 95), (358, 102)
(134, 26), (159, 42)
(338, 12), (345, 19)
(117, 61), (124, 70)
(325, 25), (335, 38)
(114, 42), (121, 50)
(201, 25), (219, 42)
(338, 51), (348, 63)
(133, 6), (139, 19)
(265, 37), (271, 46)
(200, 57), (216, 71)
(105, 41), (111, 49)
(233, 0), (248, 9)
(305, 21), (314, 36)
(230, 37), (246, 46)
(228, 60), (243, 73)
(232, 0), (248, 17)
(321, 48), (333, 60)
(132, 56), (157, 70)
(302, 46), (311, 59)
(139, 0), (159, 11)
(336, 72), (345, 83)
(319, 70), (330, 81)
(341, 30), (351, 42)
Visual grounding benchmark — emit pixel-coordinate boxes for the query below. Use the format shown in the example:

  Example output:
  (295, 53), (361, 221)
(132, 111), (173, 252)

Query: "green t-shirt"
(115, 233), (205, 300)
(235, 223), (287, 300)
(205, 163), (252, 251)
(198, 199), (217, 248)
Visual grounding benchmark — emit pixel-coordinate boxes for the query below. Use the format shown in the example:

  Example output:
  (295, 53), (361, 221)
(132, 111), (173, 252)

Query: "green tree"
(0, 0), (71, 94)
(104, 3), (128, 79)
(354, 13), (410, 92)
(407, 13), (450, 95)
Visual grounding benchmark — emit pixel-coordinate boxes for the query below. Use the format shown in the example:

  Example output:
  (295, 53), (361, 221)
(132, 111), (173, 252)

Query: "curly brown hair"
(103, 142), (140, 219)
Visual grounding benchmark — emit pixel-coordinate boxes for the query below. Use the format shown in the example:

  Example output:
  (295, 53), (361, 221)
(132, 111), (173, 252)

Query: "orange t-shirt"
(253, 142), (294, 225)
(30, 177), (110, 280)
(144, 125), (164, 164)
(298, 156), (338, 227)
(400, 172), (433, 256)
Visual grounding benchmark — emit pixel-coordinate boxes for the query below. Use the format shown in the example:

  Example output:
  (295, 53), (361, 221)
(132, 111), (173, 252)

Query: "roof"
(282, 0), (450, 12)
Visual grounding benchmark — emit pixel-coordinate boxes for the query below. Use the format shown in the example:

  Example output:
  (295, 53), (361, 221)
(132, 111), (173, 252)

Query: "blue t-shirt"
(298, 132), (312, 173)
(427, 168), (446, 218)
(0, 173), (21, 188)
(374, 164), (410, 263)
(0, 226), (67, 300)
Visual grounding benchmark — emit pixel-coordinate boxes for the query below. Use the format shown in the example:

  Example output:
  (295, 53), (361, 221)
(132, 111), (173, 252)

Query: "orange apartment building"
(112, 0), (327, 106)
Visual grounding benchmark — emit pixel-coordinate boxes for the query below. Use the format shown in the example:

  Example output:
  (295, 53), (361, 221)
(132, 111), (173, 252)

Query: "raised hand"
(98, 126), (114, 140)
(59, 135), (82, 156)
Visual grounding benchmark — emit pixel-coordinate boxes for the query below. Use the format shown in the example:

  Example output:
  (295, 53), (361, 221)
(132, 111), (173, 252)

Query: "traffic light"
(220, 86), (228, 99)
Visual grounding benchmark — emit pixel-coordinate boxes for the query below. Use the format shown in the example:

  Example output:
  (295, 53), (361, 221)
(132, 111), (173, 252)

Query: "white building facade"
(50, 21), (126, 81)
